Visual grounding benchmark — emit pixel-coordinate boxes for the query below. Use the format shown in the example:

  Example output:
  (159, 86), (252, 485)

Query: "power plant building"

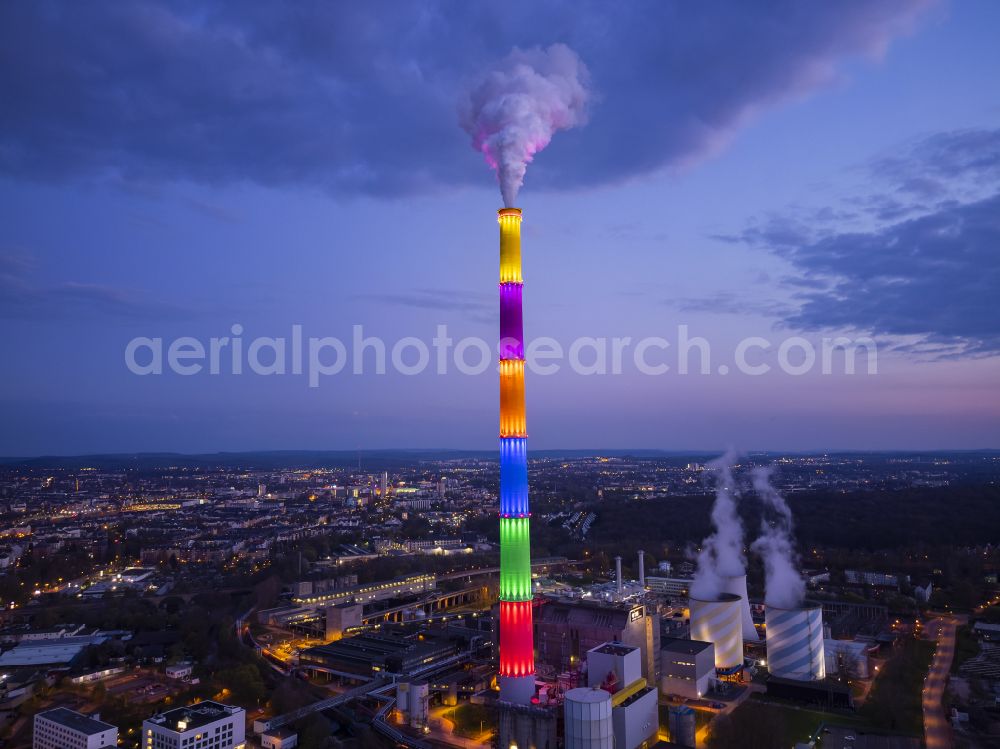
(535, 597), (660, 684)
(572, 642), (657, 749)
(660, 637), (715, 700)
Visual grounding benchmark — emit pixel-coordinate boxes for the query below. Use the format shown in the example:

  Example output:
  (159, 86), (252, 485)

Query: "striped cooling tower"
(765, 604), (826, 681)
(721, 574), (759, 642)
(689, 593), (743, 671)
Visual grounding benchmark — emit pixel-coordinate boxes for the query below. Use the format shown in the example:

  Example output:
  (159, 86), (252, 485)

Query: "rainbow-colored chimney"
(497, 207), (534, 704)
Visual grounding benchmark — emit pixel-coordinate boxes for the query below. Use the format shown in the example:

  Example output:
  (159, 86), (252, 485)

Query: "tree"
(295, 714), (330, 749)
(707, 704), (787, 749)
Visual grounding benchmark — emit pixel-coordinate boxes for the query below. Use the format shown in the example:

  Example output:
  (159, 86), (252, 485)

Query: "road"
(923, 616), (958, 749)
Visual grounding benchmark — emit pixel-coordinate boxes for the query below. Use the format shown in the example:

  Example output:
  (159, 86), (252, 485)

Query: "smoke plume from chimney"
(751, 467), (806, 609)
(690, 449), (746, 600)
(460, 44), (591, 207)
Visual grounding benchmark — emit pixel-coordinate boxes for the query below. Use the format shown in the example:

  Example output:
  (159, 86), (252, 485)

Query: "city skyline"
(2, 1), (1000, 455)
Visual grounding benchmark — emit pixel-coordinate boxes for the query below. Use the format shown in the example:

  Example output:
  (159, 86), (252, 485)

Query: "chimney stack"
(615, 556), (623, 599)
(638, 551), (645, 587)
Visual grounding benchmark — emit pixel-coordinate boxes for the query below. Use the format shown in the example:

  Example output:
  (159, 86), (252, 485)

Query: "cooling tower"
(721, 574), (759, 642)
(689, 593), (743, 672)
(497, 207), (535, 705)
(564, 688), (613, 749)
(765, 604), (826, 681)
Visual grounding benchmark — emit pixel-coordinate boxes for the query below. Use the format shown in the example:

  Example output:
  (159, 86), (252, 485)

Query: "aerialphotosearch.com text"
(125, 324), (878, 387)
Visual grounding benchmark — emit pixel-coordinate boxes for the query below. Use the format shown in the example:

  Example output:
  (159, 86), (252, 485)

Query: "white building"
(260, 728), (297, 749)
(660, 638), (715, 700)
(644, 576), (692, 599)
(164, 662), (194, 679)
(143, 701), (245, 749)
(34, 708), (118, 749)
(584, 643), (658, 749)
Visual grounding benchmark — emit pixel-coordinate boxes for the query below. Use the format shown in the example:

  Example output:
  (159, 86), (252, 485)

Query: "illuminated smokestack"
(638, 551), (646, 587)
(615, 556), (623, 599)
(498, 207), (534, 705)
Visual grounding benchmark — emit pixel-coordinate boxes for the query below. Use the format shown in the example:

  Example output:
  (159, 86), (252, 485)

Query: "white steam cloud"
(751, 467), (806, 609)
(460, 43), (591, 207)
(690, 449), (746, 600)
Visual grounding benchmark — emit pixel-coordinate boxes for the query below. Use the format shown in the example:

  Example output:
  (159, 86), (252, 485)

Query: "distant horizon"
(3, 445), (999, 464)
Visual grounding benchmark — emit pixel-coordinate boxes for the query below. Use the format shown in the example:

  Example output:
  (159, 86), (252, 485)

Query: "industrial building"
(259, 728), (297, 749)
(0, 635), (107, 668)
(299, 629), (459, 679)
(324, 602), (362, 641)
(290, 572), (435, 607)
(33, 708), (118, 749)
(824, 638), (872, 679)
(143, 702), (245, 749)
(644, 576), (692, 599)
(572, 642), (657, 749)
(535, 597), (660, 684)
(659, 637), (715, 700)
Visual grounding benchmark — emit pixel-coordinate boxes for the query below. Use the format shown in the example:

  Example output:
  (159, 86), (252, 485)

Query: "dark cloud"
(786, 194), (1000, 354)
(0, 0), (934, 196)
(871, 128), (1000, 195)
(718, 128), (1000, 355)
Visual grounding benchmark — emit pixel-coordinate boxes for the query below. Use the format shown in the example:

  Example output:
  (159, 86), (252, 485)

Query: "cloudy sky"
(1, 0), (998, 455)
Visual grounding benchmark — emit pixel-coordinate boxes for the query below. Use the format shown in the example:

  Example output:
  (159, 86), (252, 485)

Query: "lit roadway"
(923, 616), (958, 749)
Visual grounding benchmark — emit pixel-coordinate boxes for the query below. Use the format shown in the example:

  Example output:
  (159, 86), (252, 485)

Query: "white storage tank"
(765, 604), (826, 681)
(408, 681), (429, 728)
(564, 687), (613, 749)
(689, 593), (744, 671)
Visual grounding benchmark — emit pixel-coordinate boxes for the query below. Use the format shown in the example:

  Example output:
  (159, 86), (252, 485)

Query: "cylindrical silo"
(765, 604), (826, 681)
(720, 574), (759, 642)
(689, 593), (743, 671)
(564, 687), (613, 749)
(668, 705), (696, 748)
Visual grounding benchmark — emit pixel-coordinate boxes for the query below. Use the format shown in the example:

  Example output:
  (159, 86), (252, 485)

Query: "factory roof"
(590, 642), (637, 657)
(661, 637), (714, 655)
(261, 728), (297, 739)
(0, 635), (106, 666)
(617, 684), (656, 708)
(37, 708), (116, 736)
(146, 701), (241, 733)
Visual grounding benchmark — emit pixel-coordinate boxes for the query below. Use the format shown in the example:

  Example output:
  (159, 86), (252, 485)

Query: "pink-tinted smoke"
(460, 44), (591, 207)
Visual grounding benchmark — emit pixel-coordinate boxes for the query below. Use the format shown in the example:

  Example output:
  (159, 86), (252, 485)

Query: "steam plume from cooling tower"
(751, 467), (806, 609)
(460, 44), (591, 207)
(690, 449), (746, 600)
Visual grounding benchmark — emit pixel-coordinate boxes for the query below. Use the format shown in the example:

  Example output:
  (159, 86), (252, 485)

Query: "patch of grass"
(951, 626), (981, 674)
(449, 702), (494, 739)
(744, 697), (869, 744)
